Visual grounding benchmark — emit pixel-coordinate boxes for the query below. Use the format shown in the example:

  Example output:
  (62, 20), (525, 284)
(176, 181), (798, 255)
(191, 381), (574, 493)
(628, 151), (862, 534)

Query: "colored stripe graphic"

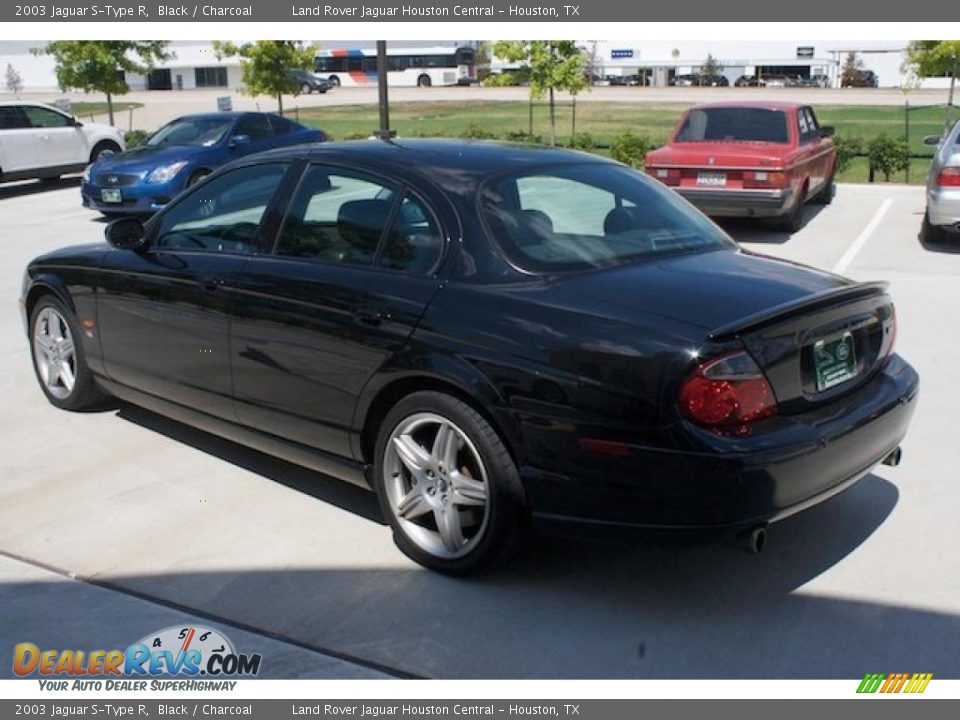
(857, 672), (932, 694)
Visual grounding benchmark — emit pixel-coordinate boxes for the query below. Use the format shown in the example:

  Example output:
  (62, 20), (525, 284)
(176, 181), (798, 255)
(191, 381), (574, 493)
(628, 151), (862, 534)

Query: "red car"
(645, 102), (837, 232)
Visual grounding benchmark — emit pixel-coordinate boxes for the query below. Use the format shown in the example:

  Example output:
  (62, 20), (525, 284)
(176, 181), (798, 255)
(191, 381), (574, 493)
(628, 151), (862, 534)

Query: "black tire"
(417, 74), (432, 88)
(777, 188), (806, 233)
(90, 140), (121, 165)
(329, 75), (341, 87)
(29, 294), (110, 411)
(373, 391), (527, 575)
(812, 177), (836, 205)
(187, 170), (209, 188)
(922, 211), (947, 243)
(301, 83), (312, 94)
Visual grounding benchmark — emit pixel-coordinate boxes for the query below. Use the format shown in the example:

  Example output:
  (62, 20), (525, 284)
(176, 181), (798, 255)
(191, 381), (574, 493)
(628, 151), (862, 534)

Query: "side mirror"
(105, 217), (146, 250)
(68, 116), (83, 127)
(923, 135), (942, 146)
(228, 134), (251, 148)
(819, 126), (836, 138)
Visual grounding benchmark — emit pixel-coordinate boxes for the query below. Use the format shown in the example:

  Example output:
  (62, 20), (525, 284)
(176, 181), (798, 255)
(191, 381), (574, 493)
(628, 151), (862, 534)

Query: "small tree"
(475, 41), (493, 82)
(36, 41), (170, 125)
(699, 54), (724, 85)
(493, 41), (587, 146)
(5, 63), (23, 98)
(840, 52), (864, 88)
(213, 41), (314, 116)
(867, 134), (910, 181)
(905, 41), (960, 119)
(610, 131), (653, 168)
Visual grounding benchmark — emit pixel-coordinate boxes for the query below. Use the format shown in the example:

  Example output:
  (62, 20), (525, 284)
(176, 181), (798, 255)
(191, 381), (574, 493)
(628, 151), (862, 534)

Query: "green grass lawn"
(293, 100), (958, 185)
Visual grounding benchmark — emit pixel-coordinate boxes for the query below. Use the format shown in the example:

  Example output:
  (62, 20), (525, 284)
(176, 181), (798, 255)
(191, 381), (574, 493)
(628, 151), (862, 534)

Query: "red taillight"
(742, 170), (789, 189)
(935, 167), (960, 187)
(647, 167), (681, 186)
(679, 351), (777, 429)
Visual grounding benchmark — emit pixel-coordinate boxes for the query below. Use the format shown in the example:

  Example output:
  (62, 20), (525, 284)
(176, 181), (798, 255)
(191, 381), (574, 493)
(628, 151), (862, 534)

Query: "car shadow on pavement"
(115, 403), (386, 525)
(89, 403), (960, 679)
(719, 205), (827, 245)
(0, 177), (80, 200)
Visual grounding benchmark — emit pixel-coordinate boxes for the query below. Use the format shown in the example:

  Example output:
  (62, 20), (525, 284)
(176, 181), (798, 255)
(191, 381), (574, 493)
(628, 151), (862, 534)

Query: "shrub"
(123, 129), (150, 149)
(867, 134), (910, 181)
(459, 123), (497, 140)
(833, 135), (863, 174)
(482, 69), (530, 87)
(343, 131), (371, 140)
(502, 131), (543, 145)
(570, 132), (596, 151)
(610, 131), (653, 168)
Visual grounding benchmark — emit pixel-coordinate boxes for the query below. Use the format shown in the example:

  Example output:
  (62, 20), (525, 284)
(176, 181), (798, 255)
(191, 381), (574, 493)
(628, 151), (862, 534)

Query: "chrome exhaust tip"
(740, 524), (767, 555)
(882, 446), (902, 467)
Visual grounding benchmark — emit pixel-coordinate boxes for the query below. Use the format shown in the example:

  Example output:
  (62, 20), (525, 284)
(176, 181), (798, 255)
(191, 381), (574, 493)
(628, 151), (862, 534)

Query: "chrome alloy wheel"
(33, 307), (77, 400)
(383, 413), (491, 559)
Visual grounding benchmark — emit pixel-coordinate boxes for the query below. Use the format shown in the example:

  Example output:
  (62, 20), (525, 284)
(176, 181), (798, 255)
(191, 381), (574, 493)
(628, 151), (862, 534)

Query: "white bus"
(313, 46), (477, 88)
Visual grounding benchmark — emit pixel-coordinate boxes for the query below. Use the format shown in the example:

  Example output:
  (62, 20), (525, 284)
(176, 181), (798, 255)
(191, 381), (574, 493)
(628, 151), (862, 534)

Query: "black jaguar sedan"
(21, 140), (918, 573)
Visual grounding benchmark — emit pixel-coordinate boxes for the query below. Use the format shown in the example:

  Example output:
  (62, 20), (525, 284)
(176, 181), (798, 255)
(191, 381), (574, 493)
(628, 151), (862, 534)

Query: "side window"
(796, 109), (811, 142)
(276, 165), (397, 266)
(233, 115), (273, 142)
(516, 175), (617, 236)
(268, 115), (294, 135)
(155, 163), (287, 254)
(804, 108), (820, 136)
(22, 106), (71, 128)
(379, 194), (443, 274)
(0, 106), (30, 129)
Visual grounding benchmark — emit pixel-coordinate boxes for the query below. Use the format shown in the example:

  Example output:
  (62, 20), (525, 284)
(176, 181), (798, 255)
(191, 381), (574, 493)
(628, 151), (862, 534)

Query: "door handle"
(355, 307), (389, 325)
(200, 275), (223, 292)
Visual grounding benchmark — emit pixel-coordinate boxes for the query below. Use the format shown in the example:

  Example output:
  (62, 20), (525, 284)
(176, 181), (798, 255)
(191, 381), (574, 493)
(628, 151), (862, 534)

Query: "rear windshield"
(480, 163), (735, 273)
(676, 107), (789, 143)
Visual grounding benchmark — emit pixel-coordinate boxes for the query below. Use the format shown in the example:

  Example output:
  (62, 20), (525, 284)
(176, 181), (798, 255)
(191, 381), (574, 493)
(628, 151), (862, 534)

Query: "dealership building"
(0, 39), (952, 93)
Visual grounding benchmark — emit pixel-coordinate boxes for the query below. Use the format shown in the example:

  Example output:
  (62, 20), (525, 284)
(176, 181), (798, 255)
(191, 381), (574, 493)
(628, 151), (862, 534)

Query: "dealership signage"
(611, 49), (634, 59)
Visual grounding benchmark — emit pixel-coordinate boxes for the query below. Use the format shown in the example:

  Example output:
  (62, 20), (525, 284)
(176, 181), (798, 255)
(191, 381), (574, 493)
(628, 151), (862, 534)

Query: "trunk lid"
(549, 249), (896, 412)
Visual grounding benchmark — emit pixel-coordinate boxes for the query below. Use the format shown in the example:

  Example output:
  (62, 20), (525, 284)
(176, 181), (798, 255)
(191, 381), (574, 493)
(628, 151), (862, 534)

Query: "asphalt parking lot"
(1, 178), (959, 679)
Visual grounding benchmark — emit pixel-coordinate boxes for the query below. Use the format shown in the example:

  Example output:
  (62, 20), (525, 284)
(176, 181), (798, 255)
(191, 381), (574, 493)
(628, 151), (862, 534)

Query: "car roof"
(0, 100), (63, 110)
(687, 100), (805, 111)
(250, 138), (616, 188)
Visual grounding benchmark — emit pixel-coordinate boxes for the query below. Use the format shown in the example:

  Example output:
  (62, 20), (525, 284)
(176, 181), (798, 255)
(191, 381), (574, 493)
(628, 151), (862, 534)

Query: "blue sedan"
(81, 112), (326, 216)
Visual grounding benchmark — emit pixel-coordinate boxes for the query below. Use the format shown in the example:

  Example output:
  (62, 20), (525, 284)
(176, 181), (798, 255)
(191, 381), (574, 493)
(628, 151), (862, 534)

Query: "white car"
(0, 101), (124, 184)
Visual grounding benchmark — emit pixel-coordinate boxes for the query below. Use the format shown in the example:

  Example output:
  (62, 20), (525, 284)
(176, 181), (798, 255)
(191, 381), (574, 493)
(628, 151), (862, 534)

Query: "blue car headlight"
(147, 161), (189, 184)
(82, 164), (93, 182)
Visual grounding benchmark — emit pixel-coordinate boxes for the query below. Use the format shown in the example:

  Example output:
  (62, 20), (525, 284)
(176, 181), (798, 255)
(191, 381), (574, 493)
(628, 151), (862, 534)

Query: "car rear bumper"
(81, 179), (176, 215)
(927, 186), (960, 229)
(521, 354), (918, 530)
(677, 187), (795, 218)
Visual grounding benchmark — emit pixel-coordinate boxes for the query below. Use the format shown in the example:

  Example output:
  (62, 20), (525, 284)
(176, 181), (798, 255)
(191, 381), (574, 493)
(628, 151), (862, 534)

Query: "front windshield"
(146, 117), (233, 147)
(480, 163), (735, 273)
(676, 107), (789, 143)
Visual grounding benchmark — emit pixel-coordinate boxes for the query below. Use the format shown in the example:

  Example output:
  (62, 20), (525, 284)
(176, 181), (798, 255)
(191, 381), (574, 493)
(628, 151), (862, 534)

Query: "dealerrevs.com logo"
(857, 673), (933, 694)
(13, 625), (262, 686)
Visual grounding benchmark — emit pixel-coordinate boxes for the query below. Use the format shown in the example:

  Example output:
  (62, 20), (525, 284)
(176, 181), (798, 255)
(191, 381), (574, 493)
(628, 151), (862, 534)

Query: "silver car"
(924, 119), (960, 242)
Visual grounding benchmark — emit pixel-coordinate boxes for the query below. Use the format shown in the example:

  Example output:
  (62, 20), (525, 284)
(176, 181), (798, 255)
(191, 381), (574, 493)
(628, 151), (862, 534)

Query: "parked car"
(22, 140), (917, 573)
(701, 74), (730, 87)
(81, 112), (326, 216)
(842, 69), (879, 88)
(759, 74), (789, 88)
(922, 120), (960, 242)
(645, 101), (838, 232)
(671, 73), (700, 87)
(0, 101), (123, 184)
(735, 75), (760, 87)
(287, 69), (331, 94)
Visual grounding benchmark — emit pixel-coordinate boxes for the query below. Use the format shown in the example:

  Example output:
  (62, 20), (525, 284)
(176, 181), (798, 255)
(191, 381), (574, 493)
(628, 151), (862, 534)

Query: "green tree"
(5, 63), (23, 98)
(905, 41), (960, 114)
(213, 41), (315, 116)
(840, 52), (864, 88)
(867, 134), (909, 181)
(36, 41), (170, 125)
(492, 41), (587, 146)
(699, 53), (724, 85)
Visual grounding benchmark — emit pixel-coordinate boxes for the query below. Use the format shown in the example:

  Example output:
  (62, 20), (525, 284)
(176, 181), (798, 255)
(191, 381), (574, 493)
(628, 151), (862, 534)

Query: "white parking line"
(832, 198), (892, 275)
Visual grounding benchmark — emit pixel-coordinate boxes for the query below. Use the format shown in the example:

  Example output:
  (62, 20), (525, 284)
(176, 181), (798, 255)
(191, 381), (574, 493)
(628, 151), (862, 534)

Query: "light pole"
(374, 40), (396, 140)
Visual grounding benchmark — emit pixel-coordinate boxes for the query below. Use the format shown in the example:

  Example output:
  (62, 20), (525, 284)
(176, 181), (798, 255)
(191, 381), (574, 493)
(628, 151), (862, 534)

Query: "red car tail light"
(679, 351), (777, 428)
(935, 167), (960, 187)
(648, 167), (681, 186)
(743, 170), (789, 190)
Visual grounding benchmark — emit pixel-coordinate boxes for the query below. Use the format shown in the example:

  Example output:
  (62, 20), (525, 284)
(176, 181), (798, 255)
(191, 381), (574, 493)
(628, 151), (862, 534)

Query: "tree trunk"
(548, 86), (556, 147)
(106, 92), (115, 126)
(277, 92), (284, 117)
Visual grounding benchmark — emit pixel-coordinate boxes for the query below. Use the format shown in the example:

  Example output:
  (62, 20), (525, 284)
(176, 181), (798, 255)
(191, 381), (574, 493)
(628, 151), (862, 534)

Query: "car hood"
(547, 248), (847, 333)
(93, 143), (209, 174)
(31, 242), (108, 267)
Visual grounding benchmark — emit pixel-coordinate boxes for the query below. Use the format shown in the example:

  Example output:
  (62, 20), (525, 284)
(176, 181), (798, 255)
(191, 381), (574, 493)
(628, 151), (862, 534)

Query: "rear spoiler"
(708, 281), (890, 341)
